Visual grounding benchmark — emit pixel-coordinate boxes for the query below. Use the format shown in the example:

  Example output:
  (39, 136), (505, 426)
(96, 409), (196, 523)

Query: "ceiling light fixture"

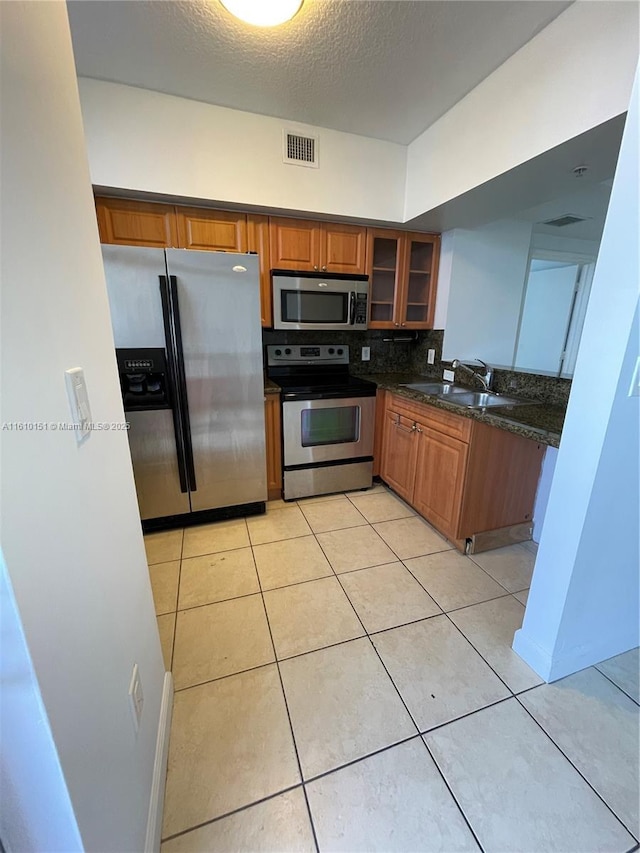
(219, 0), (303, 27)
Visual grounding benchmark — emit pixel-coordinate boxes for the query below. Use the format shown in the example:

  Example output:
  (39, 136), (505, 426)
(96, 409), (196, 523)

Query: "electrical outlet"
(427, 348), (436, 365)
(443, 369), (455, 382)
(361, 346), (371, 361)
(128, 664), (144, 734)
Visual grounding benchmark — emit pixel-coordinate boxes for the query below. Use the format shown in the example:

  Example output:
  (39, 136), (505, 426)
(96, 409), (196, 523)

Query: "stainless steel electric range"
(266, 345), (377, 500)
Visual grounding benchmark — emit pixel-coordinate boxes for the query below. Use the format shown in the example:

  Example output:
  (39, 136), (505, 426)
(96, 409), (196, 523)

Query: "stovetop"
(266, 344), (377, 399)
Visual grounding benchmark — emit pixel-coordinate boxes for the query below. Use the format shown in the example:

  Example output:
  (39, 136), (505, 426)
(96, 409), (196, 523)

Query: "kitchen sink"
(443, 391), (537, 409)
(402, 382), (467, 395)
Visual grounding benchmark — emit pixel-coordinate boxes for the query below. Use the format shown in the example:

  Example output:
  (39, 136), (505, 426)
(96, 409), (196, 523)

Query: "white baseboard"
(145, 672), (173, 853)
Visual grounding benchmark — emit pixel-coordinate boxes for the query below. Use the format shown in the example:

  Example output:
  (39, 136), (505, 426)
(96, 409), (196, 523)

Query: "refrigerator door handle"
(167, 275), (198, 492)
(159, 275), (189, 494)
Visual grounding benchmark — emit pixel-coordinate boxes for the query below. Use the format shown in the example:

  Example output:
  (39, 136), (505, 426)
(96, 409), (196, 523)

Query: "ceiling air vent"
(541, 214), (587, 228)
(283, 130), (319, 168)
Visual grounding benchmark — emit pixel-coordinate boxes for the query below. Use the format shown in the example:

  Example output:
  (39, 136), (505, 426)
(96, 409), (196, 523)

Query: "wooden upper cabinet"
(321, 222), (367, 273)
(175, 207), (247, 252)
(269, 217), (367, 274)
(367, 229), (440, 329)
(269, 217), (322, 271)
(96, 197), (178, 247)
(247, 213), (272, 328)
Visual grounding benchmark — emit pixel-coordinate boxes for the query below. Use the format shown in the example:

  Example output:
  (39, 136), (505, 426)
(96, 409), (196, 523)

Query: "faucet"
(451, 358), (495, 392)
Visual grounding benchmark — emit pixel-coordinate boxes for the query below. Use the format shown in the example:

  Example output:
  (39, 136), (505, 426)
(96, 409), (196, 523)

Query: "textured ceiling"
(67, 0), (571, 145)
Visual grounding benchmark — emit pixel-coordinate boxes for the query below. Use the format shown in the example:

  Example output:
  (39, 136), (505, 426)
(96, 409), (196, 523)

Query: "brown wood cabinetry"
(95, 197), (178, 248)
(247, 214), (272, 327)
(367, 230), (439, 329)
(264, 394), (282, 501)
(380, 393), (543, 547)
(269, 217), (367, 274)
(175, 207), (247, 252)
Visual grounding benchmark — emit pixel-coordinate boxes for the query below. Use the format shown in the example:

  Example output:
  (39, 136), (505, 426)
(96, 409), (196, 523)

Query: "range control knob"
(284, 348), (292, 355)
(274, 349), (282, 356)
(328, 347), (335, 354)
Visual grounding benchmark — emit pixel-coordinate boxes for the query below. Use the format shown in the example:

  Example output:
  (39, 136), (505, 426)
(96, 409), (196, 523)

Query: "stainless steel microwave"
(272, 270), (368, 331)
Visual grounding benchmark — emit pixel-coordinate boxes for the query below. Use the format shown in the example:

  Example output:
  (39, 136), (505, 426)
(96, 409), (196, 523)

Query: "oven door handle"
(348, 291), (356, 325)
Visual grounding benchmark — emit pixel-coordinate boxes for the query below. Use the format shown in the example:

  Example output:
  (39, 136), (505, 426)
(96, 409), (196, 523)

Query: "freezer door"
(101, 245), (168, 348)
(166, 250), (267, 510)
(126, 410), (191, 519)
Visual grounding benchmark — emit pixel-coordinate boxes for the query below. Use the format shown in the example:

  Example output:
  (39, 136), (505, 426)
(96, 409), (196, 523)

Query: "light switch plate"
(65, 367), (92, 443)
(361, 346), (371, 361)
(427, 349), (436, 365)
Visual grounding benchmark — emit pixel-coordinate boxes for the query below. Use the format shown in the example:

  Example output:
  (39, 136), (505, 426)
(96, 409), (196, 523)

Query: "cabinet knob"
(313, 265), (318, 271)
(394, 322), (399, 327)
(322, 265), (327, 271)
(401, 323), (406, 327)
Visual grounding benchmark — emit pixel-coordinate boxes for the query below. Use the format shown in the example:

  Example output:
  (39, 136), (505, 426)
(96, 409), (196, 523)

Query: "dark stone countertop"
(263, 376), (281, 396)
(363, 373), (566, 448)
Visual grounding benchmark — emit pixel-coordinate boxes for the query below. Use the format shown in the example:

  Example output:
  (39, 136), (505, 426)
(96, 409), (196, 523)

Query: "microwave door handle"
(349, 291), (356, 325)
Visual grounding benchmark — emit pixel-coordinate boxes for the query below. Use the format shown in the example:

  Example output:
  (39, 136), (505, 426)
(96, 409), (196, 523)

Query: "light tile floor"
(145, 484), (640, 853)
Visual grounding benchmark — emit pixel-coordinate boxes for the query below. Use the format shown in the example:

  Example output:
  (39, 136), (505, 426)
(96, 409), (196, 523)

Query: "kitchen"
(2, 2), (638, 852)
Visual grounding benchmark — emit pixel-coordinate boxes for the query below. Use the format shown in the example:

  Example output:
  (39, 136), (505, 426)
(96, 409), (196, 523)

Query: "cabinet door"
(96, 197), (178, 247)
(380, 408), (418, 502)
(321, 223), (367, 274)
(264, 395), (282, 501)
(413, 425), (468, 539)
(366, 229), (404, 328)
(247, 214), (272, 327)
(269, 217), (322, 271)
(175, 207), (247, 252)
(399, 233), (440, 328)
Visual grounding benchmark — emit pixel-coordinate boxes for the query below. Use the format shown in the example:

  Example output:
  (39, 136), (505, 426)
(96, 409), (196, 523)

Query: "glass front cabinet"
(366, 229), (440, 329)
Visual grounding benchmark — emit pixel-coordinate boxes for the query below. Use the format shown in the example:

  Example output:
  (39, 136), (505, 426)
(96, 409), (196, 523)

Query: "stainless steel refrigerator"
(102, 245), (267, 528)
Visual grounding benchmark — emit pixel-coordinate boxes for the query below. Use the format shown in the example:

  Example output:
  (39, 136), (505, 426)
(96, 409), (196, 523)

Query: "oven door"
(282, 395), (375, 467)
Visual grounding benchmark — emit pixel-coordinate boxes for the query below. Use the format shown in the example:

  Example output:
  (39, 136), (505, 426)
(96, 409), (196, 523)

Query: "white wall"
(405, 1), (639, 220)
(0, 554), (83, 852)
(0, 4), (165, 850)
(513, 65), (640, 681)
(78, 78), (407, 222)
(514, 265), (579, 373)
(441, 219), (533, 365)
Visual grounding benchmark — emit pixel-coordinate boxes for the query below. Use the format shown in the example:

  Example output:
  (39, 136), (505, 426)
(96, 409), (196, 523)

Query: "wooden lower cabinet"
(380, 393), (544, 548)
(264, 395), (282, 501)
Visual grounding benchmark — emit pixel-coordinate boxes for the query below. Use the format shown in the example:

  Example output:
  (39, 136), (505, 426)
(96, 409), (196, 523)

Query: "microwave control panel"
(354, 293), (368, 325)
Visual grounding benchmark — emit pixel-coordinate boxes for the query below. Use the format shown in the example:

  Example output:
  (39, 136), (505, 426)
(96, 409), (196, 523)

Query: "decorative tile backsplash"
(262, 328), (571, 407)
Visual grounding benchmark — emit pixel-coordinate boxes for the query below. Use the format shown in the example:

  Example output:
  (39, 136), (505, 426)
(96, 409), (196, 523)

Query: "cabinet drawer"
(388, 394), (471, 442)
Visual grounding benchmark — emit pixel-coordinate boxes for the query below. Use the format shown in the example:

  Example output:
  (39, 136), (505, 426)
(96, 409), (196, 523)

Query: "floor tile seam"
(300, 731), (424, 786)
(160, 782), (304, 844)
(173, 658), (277, 694)
(254, 569), (321, 853)
(180, 543), (253, 561)
(167, 529), (185, 670)
(147, 557), (183, 568)
(173, 587), (264, 616)
(439, 608), (518, 698)
(399, 559), (512, 619)
(418, 734), (486, 852)
(248, 530), (318, 547)
(418, 693), (516, 738)
(323, 558), (425, 740)
(514, 693), (640, 843)
(297, 496), (369, 529)
(594, 666), (640, 708)
(624, 843), (640, 853)
(441, 591), (517, 617)
(273, 631), (368, 664)
(466, 551), (532, 596)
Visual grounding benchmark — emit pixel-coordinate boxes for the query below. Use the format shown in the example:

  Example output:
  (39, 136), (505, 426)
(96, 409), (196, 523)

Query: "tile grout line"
(249, 540), (321, 853)
(160, 783), (304, 844)
(593, 665), (640, 708)
(314, 524), (486, 852)
(168, 527), (185, 672)
(514, 694), (639, 843)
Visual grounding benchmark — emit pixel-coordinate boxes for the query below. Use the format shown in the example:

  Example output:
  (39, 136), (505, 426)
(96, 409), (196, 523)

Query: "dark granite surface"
(263, 375), (280, 395)
(366, 373), (566, 448)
